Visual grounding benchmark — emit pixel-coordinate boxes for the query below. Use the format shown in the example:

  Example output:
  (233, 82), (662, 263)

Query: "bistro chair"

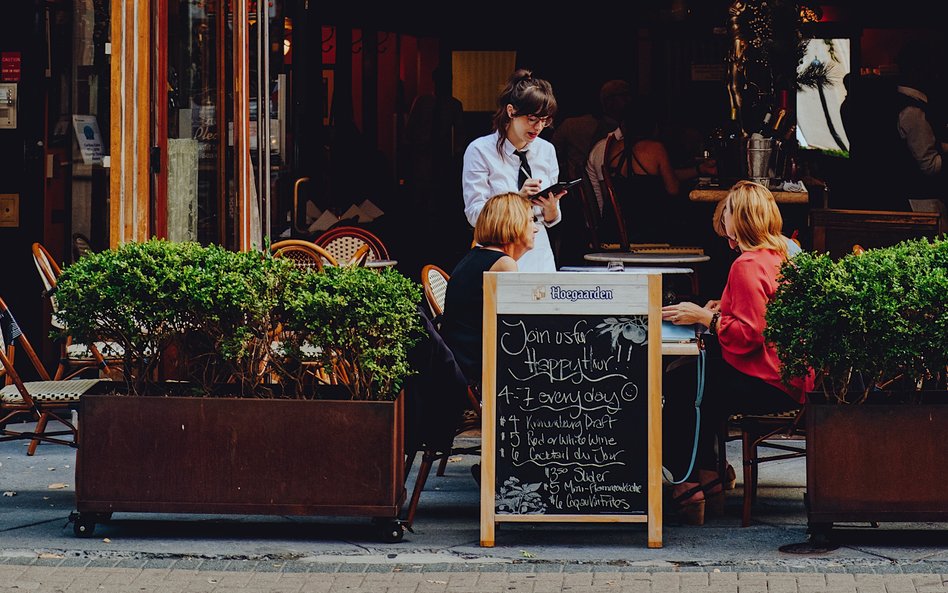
(347, 243), (371, 267)
(31, 242), (123, 383)
(267, 240), (336, 383)
(420, 264), (450, 321)
(419, 263), (455, 476)
(270, 239), (338, 271)
(599, 162), (632, 252)
(719, 407), (807, 527)
(313, 226), (390, 265)
(0, 295), (100, 455)
(574, 183), (601, 252)
(402, 304), (481, 529)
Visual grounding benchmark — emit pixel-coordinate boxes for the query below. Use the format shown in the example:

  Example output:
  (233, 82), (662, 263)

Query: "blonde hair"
(725, 180), (787, 257)
(474, 192), (534, 247)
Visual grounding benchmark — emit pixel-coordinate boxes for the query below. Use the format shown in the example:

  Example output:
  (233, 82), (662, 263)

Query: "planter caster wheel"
(72, 513), (97, 538)
(376, 519), (405, 543)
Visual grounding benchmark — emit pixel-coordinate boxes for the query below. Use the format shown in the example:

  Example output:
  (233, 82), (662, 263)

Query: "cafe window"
(796, 38), (851, 157)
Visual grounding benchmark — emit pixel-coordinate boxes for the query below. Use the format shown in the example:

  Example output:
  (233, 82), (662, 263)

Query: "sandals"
(697, 465), (736, 518)
(665, 483), (706, 526)
(701, 476), (727, 517)
(664, 464), (736, 524)
(724, 463), (737, 490)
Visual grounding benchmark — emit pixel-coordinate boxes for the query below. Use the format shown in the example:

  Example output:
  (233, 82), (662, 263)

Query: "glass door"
(249, 0), (294, 247)
(155, 0), (293, 249)
(159, 0), (227, 245)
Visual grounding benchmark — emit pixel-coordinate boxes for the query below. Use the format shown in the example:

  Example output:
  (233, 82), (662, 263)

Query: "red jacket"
(718, 249), (814, 403)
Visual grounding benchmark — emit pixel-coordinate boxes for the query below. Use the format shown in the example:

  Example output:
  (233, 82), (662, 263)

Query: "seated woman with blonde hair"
(440, 192), (538, 384)
(661, 180), (814, 525)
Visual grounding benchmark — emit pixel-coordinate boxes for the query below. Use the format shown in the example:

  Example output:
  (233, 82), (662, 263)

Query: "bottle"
(754, 111), (774, 138)
(720, 107), (746, 179)
(771, 108), (788, 138)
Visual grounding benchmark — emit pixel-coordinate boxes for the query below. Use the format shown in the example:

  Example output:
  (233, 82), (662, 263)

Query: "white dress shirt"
(896, 85), (943, 176)
(461, 131), (562, 272)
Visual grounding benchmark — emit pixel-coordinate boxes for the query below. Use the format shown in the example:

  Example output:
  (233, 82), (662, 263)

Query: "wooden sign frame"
(480, 272), (663, 548)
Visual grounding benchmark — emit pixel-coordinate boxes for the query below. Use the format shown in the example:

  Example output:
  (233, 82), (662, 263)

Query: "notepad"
(661, 321), (699, 343)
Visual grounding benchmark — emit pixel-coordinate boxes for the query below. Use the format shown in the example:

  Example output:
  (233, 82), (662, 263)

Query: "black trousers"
(662, 336), (799, 482)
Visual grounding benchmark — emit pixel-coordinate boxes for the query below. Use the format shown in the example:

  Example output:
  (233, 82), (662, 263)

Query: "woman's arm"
(717, 258), (770, 355)
(461, 143), (493, 227)
(654, 142), (680, 196)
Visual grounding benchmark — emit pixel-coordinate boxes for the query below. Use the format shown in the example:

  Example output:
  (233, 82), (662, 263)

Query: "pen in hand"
(520, 165), (531, 181)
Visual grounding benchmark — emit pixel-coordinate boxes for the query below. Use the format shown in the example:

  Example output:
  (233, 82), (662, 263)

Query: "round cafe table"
(583, 252), (711, 295)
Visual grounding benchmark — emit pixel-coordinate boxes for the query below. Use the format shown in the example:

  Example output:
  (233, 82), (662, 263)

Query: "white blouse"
(461, 131), (562, 272)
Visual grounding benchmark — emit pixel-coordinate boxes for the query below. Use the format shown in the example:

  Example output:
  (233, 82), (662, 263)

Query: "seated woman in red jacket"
(661, 180), (814, 525)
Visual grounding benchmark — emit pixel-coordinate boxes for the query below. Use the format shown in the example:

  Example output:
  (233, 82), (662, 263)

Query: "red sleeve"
(717, 257), (769, 356)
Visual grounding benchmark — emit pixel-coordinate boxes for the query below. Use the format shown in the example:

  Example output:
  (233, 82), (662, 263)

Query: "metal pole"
(256, 0), (271, 249)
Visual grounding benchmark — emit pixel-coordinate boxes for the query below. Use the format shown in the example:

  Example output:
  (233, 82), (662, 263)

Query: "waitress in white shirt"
(461, 69), (566, 272)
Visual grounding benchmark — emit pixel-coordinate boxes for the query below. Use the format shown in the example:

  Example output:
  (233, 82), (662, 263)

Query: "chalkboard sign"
(480, 272), (665, 549)
(494, 314), (648, 515)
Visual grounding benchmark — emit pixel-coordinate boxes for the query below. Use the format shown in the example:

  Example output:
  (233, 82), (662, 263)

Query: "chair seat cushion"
(0, 379), (101, 403)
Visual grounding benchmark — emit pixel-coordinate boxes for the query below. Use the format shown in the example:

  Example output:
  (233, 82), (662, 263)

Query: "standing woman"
(461, 69), (566, 272)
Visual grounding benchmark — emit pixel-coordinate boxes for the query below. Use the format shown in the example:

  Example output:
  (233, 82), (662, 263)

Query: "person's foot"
(699, 469), (724, 496)
(698, 469), (726, 517)
(666, 482), (706, 525)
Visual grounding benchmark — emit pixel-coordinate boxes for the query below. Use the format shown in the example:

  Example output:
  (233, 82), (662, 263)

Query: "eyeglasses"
(521, 114), (553, 128)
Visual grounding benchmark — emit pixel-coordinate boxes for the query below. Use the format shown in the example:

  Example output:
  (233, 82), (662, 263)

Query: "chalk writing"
(494, 314), (648, 515)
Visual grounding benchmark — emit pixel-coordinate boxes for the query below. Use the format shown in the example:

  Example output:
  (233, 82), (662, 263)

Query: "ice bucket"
(746, 137), (776, 186)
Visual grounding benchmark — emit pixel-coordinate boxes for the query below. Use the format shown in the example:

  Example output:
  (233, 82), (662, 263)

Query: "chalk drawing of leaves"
(596, 316), (648, 351)
(495, 477), (547, 514)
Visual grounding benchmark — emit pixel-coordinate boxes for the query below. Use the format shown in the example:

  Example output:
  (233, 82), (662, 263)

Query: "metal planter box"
(806, 401), (948, 535)
(74, 392), (406, 540)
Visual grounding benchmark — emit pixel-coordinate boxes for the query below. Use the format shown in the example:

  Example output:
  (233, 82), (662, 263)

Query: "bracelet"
(708, 312), (721, 335)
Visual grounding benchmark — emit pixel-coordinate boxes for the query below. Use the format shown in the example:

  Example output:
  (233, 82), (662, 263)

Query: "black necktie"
(515, 150), (532, 189)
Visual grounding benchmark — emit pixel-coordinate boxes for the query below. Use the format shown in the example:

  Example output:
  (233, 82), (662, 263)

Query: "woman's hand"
(531, 189), (566, 222)
(662, 301), (714, 327)
(519, 178), (542, 200)
(704, 299), (721, 312)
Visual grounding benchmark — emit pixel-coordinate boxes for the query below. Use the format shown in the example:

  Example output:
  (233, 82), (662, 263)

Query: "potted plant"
(55, 239), (422, 541)
(765, 237), (948, 536)
(275, 265), (421, 401)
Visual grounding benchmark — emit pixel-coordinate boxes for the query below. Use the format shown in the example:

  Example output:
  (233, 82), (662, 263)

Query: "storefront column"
(109, 0), (151, 247)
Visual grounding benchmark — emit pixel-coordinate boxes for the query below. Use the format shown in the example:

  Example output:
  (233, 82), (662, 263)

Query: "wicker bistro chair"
(402, 304), (481, 529)
(31, 243), (124, 383)
(0, 295), (101, 454)
(420, 263), (454, 476)
(270, 239), (338, 271)
(313, 226), (390, 265)
(267, 240), (337, 383)
(421, 264), (450, 320)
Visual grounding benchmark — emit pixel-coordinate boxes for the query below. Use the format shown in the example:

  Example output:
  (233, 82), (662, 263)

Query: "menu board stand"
(480, 272), (663, 549)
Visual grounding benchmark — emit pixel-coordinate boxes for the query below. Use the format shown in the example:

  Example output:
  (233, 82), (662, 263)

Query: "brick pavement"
(4, 559), (948, 593)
